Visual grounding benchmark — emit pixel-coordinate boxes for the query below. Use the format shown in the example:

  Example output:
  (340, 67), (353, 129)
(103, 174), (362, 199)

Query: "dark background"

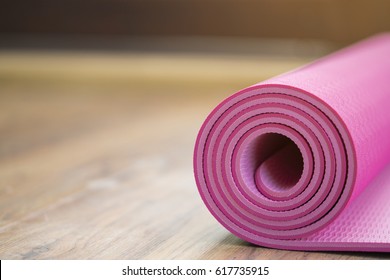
(1, 0), (389, 45)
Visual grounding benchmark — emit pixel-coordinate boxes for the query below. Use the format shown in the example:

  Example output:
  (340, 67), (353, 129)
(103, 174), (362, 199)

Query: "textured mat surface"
(194, 33), (390, 252)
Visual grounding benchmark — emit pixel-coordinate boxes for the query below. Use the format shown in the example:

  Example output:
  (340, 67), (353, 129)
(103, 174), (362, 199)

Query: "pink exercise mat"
(193, 33), (390, 252)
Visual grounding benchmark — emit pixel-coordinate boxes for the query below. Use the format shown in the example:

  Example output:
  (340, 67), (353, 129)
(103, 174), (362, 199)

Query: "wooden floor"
(0, 50), (389, 260)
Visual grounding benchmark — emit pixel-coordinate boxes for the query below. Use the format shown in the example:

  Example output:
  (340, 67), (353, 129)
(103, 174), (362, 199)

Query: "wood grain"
(0, 51), (389, 259)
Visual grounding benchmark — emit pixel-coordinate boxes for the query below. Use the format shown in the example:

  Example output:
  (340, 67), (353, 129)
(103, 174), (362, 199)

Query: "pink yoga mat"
(193, 33), (390, 252)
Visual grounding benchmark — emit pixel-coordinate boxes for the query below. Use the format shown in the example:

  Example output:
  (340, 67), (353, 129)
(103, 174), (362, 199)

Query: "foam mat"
(193, 33), (390, 251)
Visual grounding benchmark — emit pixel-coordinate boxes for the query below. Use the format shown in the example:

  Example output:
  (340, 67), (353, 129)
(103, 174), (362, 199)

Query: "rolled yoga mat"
(193, 33), (390, 252)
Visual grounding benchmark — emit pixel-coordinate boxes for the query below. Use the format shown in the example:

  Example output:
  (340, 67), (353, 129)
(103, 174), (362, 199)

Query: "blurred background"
(2, 0), (390, 43)
(1, 1), (390, 259)
(1, 0), (390, 89)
